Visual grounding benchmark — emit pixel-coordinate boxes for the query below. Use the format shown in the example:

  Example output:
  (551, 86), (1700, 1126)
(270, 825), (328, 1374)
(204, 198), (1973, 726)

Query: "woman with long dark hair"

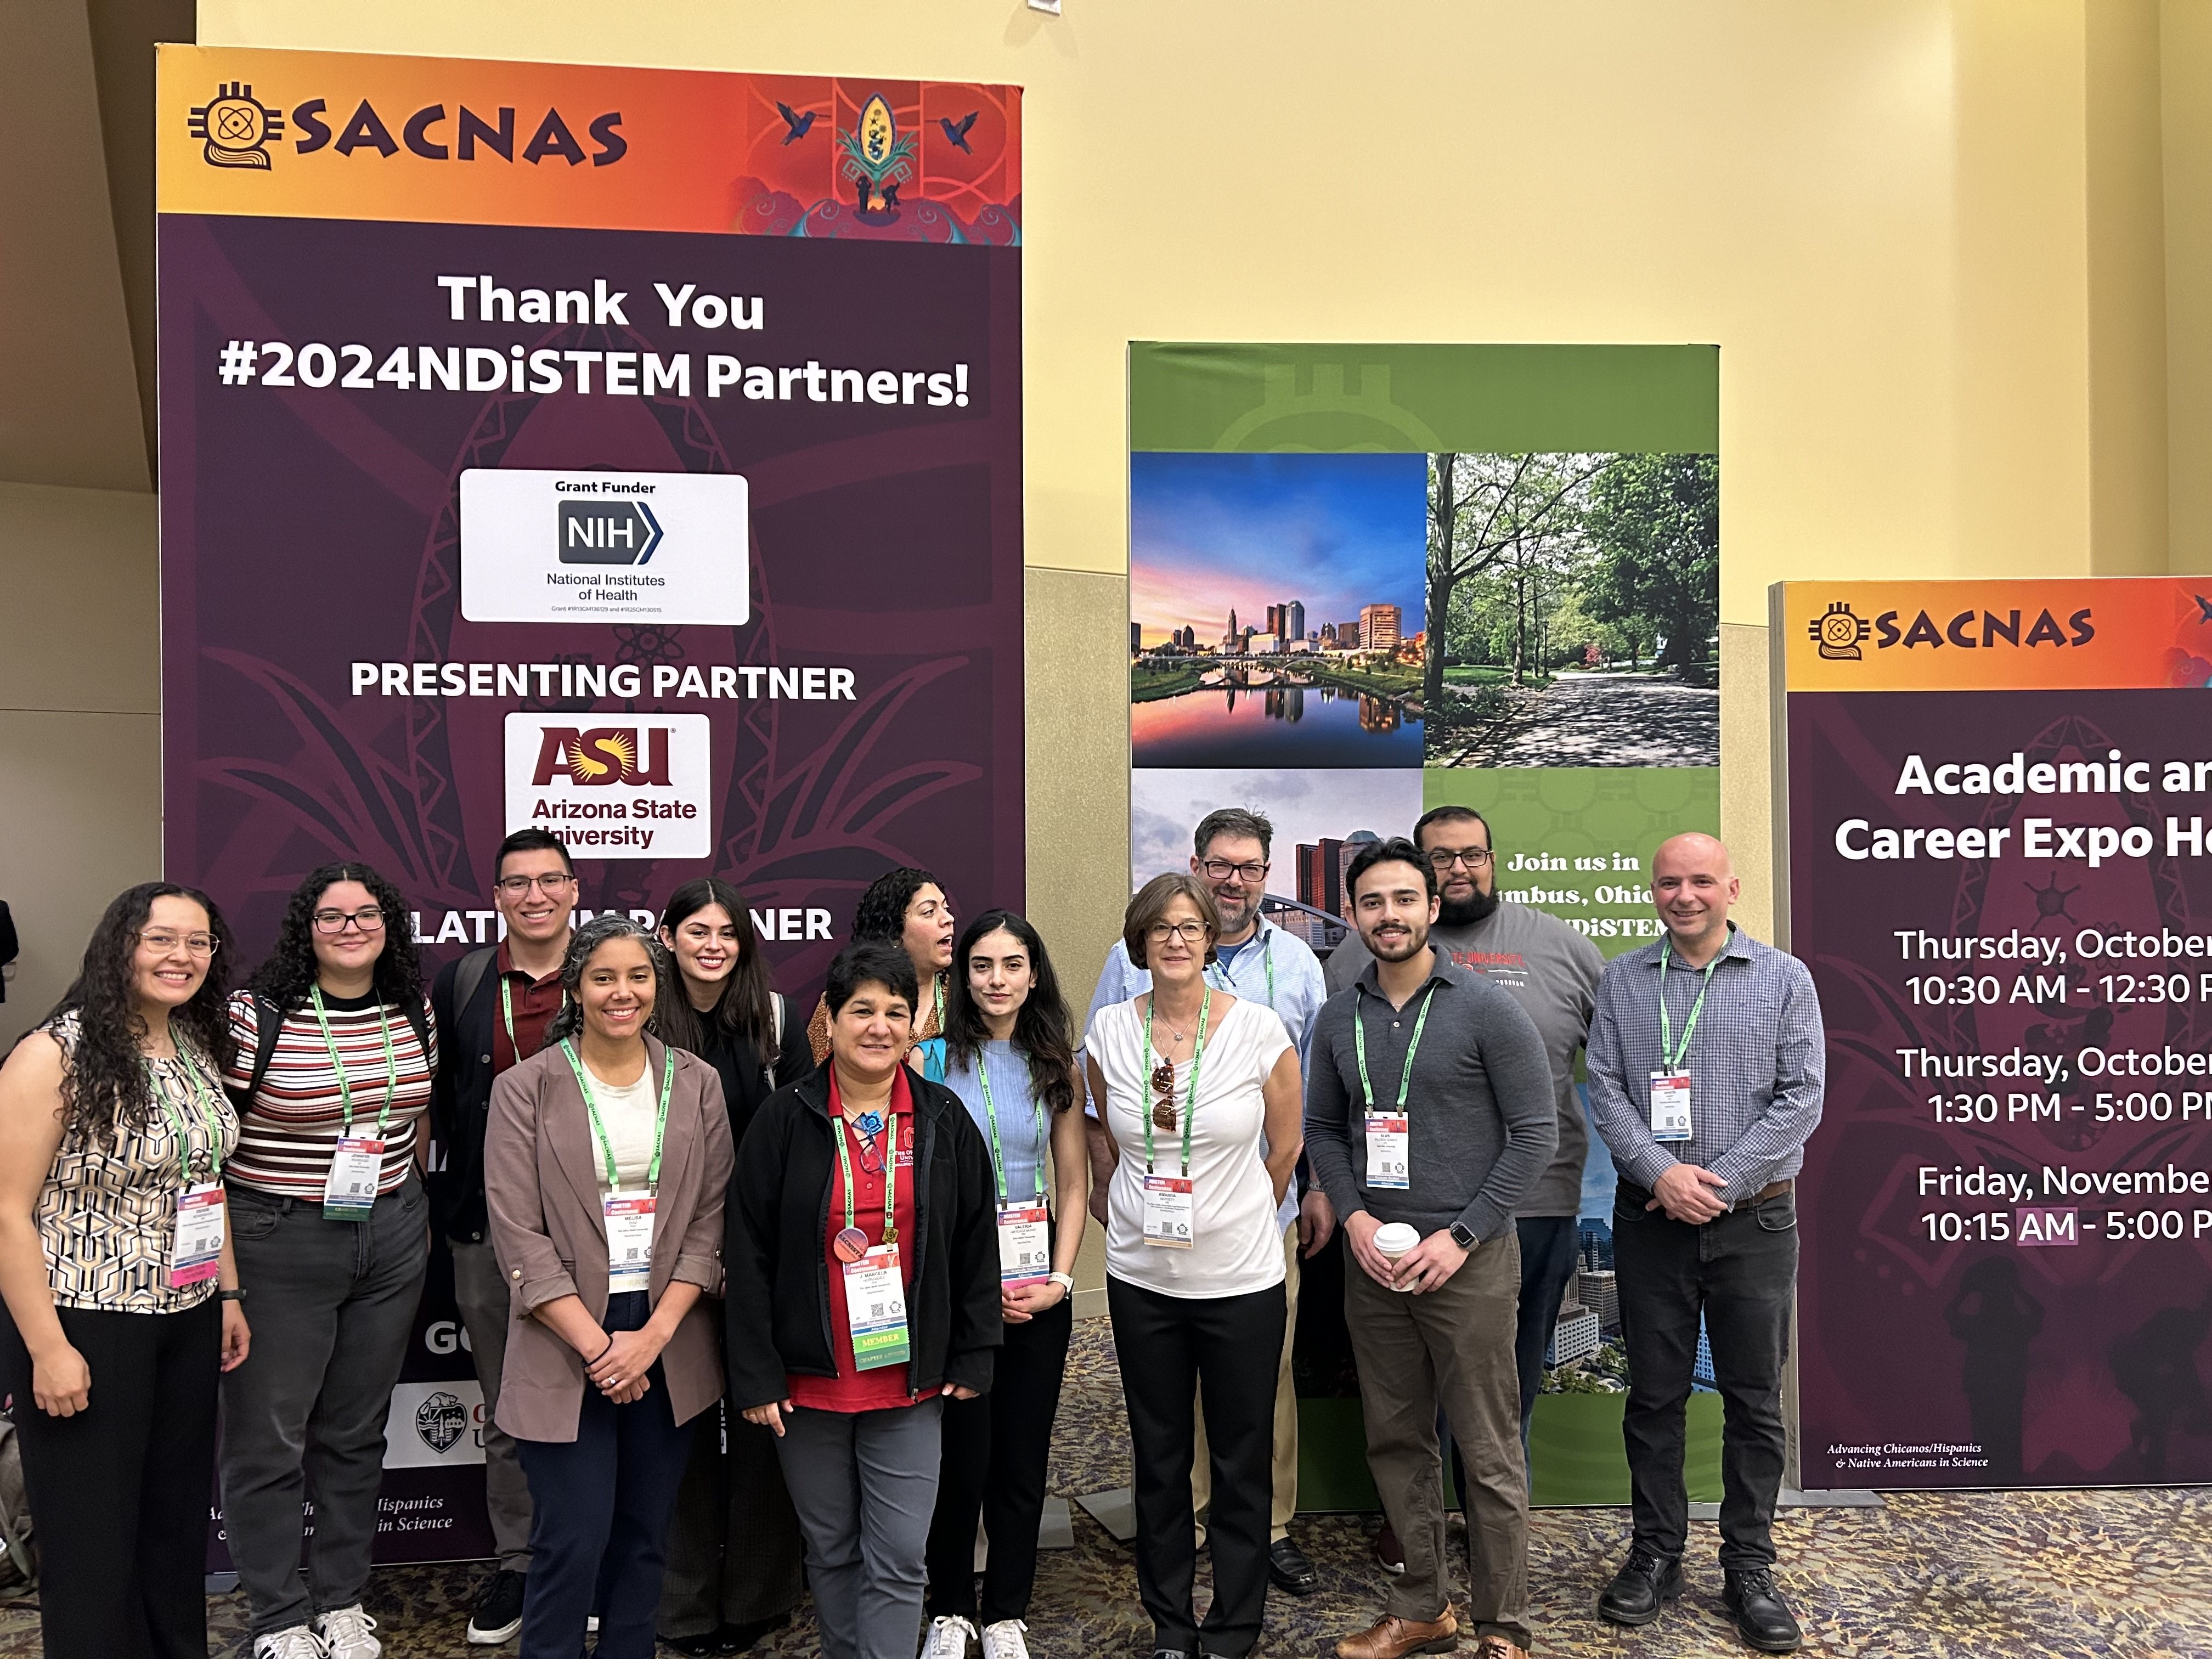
(217, 862), (436, 1659)
(0, 882), (250, 1659)
(920, 912), (1090, 1659)
(486, 915), (735, 1659)
(804, 867), (957, 1078)
(653, 879), (804, 1656)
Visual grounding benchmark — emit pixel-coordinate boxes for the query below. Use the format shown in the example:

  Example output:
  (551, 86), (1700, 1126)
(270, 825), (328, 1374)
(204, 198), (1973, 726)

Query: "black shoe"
(466, 1569), (526, 1645)
(721, 1613), (793, 1652)
(1596, 1547), (1683, 1627)
(661, 1637), (723, 1658)
(1723, 1568), (1802, 1653)
(1267, 1537), (1319, 1596)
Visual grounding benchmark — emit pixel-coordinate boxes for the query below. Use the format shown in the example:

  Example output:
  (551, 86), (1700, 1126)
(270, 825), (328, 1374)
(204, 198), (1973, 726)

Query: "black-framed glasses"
(1146, 921), (1210, 946)
(495, 873), (578, 896)
(312, 907), (386, 934)
(1200, 858), (1269, 883)
(138, 930), (218, 957)
(1426, 847), (1493, 870)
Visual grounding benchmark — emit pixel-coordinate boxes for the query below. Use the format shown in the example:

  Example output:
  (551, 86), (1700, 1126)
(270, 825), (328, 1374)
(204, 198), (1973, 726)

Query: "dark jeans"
(925, 1295), (1073, 1624)
(1108, 1274), (1284, 1659)
(219, 1175), (431, 1635)
(1512, 1214), (1581, 1446)
(515, 1291), (698, 1659)
(1614, 1181), (1796, 1567)
(657, 1396), (805, 1638)
(0, 1299), (219, 1659)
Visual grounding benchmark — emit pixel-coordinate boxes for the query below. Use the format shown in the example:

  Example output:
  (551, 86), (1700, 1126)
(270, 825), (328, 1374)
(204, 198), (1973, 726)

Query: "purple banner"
(1789, 688), (2212, 1488)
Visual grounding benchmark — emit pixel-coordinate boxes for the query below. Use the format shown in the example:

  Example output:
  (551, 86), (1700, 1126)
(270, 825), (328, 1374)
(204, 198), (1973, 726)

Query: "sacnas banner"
(157, 44), (1023, 1562)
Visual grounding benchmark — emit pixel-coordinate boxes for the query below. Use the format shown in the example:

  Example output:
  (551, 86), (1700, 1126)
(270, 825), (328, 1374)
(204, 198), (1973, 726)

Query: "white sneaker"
(924, 1615), (978, 1659)
(981, 1619), (1031, 1659)
(315, 1606), (380, 1659)
(253, 1627), (328, 1659)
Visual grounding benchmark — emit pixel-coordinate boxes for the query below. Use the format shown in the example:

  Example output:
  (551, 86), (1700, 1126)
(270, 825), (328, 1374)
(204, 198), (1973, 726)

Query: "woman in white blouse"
(1085, 873), (1301, 1659)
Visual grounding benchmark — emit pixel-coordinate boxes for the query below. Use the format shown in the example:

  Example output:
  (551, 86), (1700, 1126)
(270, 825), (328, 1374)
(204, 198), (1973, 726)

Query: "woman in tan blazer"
(486, 914), (735, 1659)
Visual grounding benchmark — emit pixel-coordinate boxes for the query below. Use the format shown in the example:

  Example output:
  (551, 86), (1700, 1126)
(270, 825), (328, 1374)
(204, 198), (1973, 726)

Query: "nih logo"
(558, 498), (662, 565)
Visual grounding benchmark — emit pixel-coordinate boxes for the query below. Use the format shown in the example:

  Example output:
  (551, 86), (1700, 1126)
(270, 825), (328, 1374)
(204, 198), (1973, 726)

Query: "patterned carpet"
(4, 1319), (2209, 1657)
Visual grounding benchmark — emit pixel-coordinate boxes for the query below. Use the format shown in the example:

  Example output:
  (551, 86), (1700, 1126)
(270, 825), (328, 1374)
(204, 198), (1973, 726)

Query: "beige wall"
(0, 482), (163, 1049)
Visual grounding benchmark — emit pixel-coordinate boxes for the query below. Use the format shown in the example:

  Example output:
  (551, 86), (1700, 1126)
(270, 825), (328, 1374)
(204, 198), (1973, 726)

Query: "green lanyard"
(1207, 927), (1276, 1009)
(1658, 951), (1721, 1072)
(559, 1040), (673, 1192)
(933, 975), (946, 1034)
(1140, 988), (1211, 1177)
(833, 1107), (905, 1246)
(150, 1052), (225, 1187)
(308, 986), (399, 1139)
(501, 974), (568, 1064)
(975, 1048), (1047, 1206)
(1353, 983), (1438, 1115)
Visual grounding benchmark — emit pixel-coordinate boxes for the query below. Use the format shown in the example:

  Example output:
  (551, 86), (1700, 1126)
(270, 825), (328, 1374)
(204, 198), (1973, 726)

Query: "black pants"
(924, 1295), (1073, 1625)
(1107, 1274), (1284, 1659)
(1614, 1182), (1797, 1567)
(514, 1291), (698, 1659)
(657, 1396), (805, 1638)
(1512, 1214), (1581, 1445)
(0, 1298), (220, 1659)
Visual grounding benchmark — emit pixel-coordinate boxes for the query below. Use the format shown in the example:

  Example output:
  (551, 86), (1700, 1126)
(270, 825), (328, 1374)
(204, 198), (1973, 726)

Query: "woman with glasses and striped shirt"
(217, 862), (437, 1659)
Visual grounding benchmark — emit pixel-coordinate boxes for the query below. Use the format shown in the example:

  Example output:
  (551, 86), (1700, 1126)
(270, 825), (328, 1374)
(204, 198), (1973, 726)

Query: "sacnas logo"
(505, 713), (710, 859)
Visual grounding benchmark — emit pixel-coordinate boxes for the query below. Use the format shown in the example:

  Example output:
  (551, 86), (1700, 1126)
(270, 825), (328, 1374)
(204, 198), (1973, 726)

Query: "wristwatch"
(1047, 1271), (1076, 1297)
(1448, 1222), (1479, 1251)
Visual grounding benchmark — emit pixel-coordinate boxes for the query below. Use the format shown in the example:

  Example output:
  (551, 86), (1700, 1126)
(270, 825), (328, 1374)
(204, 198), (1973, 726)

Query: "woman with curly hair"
(217, 861), (436, 1659)
(804, 867), (957, 1078)
(0, 882), (251, 1659)
(484, 915), (735, 1659)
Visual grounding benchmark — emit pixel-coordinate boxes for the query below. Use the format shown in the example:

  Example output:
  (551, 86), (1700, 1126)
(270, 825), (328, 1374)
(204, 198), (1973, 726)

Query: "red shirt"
(490, 939), (565, 1076)
(788, 1066), (922, 1413)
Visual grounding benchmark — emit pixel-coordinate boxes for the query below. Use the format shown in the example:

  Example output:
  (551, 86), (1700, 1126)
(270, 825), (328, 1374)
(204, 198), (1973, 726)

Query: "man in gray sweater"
(1306, 838), (1556, 1659)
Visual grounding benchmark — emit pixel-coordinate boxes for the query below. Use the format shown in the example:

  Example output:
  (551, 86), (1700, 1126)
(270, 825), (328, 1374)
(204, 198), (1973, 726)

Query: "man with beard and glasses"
(1086, 806), (1329, 1597)
(1305, 838), (1554, 1659)
(1325, 805), (1604, 1564)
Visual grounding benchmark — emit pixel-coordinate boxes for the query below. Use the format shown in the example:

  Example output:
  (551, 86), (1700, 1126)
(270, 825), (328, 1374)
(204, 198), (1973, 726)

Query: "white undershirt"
(584, 1061), (659, 1188)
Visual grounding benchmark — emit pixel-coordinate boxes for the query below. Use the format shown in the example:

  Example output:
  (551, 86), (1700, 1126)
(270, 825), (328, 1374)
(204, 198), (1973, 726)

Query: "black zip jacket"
(725, 1067), (1000, 1408)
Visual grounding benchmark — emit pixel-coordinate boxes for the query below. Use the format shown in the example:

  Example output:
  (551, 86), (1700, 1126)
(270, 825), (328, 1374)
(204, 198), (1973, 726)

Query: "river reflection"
(1131, 683), (1422, 767)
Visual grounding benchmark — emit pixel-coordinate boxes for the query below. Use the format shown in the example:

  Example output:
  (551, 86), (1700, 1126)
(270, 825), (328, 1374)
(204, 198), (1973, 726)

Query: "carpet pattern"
(4, 1318), (2208, 1657)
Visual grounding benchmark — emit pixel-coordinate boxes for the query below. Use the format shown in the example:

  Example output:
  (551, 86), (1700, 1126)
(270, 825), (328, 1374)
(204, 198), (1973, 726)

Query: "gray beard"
(1437, 888), (1499, 928)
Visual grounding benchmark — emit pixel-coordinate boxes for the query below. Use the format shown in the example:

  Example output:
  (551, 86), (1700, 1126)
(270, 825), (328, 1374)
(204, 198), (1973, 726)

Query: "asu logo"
(531, 727), (674, 788)
(188, 82), (284, 170)
(1809, 601), (1872, 662)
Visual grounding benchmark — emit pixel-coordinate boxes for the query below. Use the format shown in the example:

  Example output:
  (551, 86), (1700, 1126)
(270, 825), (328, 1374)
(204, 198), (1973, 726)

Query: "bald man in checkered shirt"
(1585, 834), (1825, 1656)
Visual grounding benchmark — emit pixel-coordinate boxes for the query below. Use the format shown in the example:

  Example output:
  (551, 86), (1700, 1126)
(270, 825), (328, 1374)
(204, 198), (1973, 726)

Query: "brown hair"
(1122, 873), (1222, 969)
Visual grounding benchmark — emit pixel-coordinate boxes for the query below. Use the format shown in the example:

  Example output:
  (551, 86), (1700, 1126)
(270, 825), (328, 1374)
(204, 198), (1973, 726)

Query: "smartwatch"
(1448, 1222), (1479, 1252)
(1047, 1272), (1076, 1297)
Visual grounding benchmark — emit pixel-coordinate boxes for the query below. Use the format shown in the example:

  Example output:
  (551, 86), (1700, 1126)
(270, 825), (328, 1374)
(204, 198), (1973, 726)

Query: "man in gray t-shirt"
(1326, 805), (1604, 1453)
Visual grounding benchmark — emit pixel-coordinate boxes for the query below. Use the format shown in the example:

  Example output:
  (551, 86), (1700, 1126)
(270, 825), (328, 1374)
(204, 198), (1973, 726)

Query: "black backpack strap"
(453, 945), (499, 1029)
(228, 993), (285, 1110)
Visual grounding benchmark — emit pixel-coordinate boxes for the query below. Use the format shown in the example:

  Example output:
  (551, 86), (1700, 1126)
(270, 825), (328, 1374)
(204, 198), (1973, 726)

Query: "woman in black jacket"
(654, 878), (802, 1656)
(726, 940), (999, 1659)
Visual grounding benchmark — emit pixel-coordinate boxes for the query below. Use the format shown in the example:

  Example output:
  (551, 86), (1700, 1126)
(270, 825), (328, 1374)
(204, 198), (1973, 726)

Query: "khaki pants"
(1192, 1222), (1299, 1543)
(1345, 1229), (1529, 1652)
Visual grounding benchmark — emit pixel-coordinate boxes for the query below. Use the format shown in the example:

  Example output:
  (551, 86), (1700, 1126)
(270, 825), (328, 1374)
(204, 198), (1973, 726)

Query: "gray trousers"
(776, 1400), (944, 1659)
(452, 1237), (534, 1571)
(1345, 1228), (1530, 1652)
(219, 1174), (431, 1637)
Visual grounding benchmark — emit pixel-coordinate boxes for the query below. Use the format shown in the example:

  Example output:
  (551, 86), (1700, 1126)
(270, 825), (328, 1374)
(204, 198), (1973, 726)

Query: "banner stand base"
(205, 1573), (238, 1594)
(1686, 1488), (1883, 1519)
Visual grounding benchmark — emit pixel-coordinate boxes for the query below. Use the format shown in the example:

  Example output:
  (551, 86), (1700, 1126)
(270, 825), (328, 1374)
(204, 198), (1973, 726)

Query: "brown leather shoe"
(1470, 1637), (1528, 1659)
(1334, 1611), (1460, 1659)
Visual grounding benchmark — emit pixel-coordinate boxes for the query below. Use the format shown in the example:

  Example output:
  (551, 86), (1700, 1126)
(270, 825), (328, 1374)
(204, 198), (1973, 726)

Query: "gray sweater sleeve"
(1457, 990), (1558, 1243)
(1301, 995), (1363, 1222)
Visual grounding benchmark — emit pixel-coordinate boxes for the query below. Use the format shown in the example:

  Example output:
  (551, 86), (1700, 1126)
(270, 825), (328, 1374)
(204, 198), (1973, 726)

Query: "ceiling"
(2, 0), (193, 494)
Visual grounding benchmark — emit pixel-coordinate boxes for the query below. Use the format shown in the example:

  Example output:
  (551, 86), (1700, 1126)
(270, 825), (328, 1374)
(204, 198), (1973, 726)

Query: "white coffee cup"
(1373, 1222), (1420, 1290)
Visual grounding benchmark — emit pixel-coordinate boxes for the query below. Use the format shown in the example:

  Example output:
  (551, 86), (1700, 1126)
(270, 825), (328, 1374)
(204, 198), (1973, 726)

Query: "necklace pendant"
(855, 1110), (884, 1137)
(1152, 1101), (1179, 1133)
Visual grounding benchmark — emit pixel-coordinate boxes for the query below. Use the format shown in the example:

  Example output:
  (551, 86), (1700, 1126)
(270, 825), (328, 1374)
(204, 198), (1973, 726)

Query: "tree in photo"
(1581, 452), (1719, 676)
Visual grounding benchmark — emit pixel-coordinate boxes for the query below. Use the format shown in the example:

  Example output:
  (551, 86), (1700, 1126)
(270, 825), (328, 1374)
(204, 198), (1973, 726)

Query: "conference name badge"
(1142, 1173), (1195, 1248)
(605, 1191), (657, 1293)
(171, 1182), (227, 1287)
(844, 1243), (911, 1369)
(323, 1137), (385, 1221)
(1365, 1112), (1411, 1189)
(996, 1201), (1050, 1286)
(1649, 1071), (1693, 1143)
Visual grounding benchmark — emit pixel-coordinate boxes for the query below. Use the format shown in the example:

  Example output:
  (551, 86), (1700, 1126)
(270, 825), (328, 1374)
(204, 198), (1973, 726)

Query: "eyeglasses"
(1149, 1058), (1179, 1132)
(495, 873), (578, 896)
(1200, 858), (1269, 884)
(1146, 921), (1211, 946)
(312, 907), (386, 934)
(139, 930), (218, 958)
(1426, 847), (1493, 870)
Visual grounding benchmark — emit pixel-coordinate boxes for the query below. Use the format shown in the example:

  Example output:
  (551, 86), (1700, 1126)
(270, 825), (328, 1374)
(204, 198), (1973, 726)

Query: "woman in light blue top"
(919, 911), (1088, 1659)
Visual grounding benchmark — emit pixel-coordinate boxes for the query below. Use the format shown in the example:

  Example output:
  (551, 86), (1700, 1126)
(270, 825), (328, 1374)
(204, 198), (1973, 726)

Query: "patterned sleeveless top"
(35, 1011), (240, 1313)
